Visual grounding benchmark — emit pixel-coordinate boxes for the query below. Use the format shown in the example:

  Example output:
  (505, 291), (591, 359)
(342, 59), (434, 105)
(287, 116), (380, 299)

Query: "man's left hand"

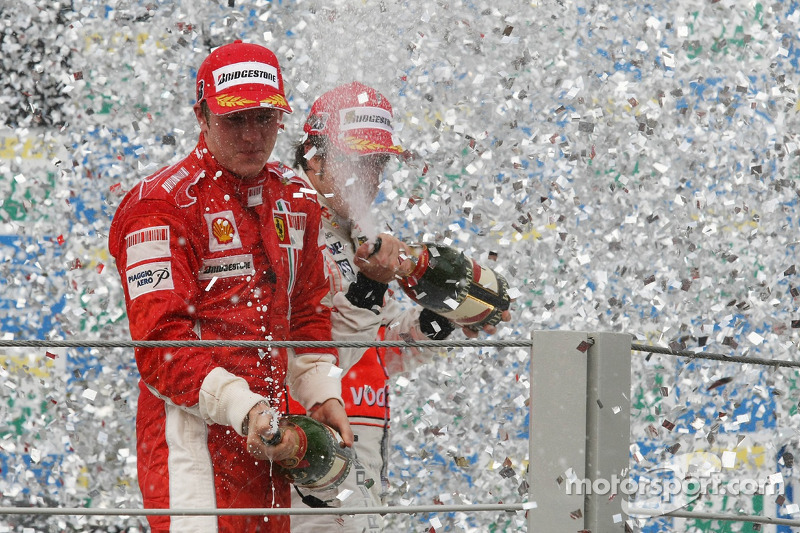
(309, 398), (354, 447)
(462, 309), (513, 338)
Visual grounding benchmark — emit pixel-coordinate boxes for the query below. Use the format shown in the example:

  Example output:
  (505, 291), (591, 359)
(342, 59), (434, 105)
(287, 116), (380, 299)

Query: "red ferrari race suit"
(287, 169), (453, 533)
(108, 137), (341, 533)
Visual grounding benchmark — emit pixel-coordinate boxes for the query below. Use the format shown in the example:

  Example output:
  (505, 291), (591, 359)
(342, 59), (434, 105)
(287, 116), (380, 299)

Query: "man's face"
(195, 105), (283, 179)
(324, 148), (391, 219)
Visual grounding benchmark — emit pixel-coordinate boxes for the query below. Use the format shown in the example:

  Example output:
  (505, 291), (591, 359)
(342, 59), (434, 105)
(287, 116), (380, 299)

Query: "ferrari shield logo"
(274, 215), (287, 244)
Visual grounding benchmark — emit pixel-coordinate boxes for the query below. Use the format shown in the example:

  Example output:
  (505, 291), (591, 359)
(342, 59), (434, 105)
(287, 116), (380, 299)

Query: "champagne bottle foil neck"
(400, 244), (430, 286)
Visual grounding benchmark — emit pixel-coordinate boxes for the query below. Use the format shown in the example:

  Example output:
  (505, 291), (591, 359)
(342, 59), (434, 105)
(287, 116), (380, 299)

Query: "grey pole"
(528, 331), (632, 532)
(528, 330), (591, 530)
(584, 332), (632, 532)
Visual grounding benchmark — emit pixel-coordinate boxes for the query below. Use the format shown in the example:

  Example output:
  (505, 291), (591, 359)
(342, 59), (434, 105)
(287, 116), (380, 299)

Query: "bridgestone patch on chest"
(198, 254), (256, 280)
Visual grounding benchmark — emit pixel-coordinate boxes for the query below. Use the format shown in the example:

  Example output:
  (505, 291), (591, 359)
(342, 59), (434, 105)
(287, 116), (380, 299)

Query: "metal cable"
(0, 503), (527, 517)
(630, 342), (800, 369)
(0, 339), (532, 349)
(629, 507), (800, 528)
(2, 338), (797, 370)
(1, 503), (795, 527)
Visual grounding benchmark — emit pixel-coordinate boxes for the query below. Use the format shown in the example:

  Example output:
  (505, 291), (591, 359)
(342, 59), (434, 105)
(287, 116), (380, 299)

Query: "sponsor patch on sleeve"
(126, 261), (174, 300)
(125, 226), (171, 267)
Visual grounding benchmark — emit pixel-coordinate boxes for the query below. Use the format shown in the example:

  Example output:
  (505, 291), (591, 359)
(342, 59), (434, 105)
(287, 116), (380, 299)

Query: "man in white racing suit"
(286, 82), (510, 532)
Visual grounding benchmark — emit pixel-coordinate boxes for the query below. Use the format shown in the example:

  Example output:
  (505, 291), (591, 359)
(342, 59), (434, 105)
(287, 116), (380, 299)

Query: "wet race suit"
(109, 137), (341, 533)
(287, 169), (454, 533)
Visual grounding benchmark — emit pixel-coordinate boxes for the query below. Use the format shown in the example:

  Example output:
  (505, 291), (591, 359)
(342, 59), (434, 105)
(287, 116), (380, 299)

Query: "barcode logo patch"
(162, 167), (190, 194)
(125, 226), (170, 267)
(248, 185), (263, 207)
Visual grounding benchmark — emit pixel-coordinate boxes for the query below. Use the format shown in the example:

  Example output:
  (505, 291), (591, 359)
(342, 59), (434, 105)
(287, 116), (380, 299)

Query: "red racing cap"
(303, 82), (402, 155)
(196, 40), (292, 115)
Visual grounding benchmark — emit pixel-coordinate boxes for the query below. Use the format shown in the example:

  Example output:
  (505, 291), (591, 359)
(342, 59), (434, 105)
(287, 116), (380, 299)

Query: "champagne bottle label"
(302, 447), (350, 490)
(436, 258), (509, 327)
(399, 243), (510, 330)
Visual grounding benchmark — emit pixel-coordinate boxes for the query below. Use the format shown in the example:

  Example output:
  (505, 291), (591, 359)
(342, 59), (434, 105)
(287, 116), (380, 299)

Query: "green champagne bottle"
(397, 242), (511, 330)
(273, 415), (353, 491)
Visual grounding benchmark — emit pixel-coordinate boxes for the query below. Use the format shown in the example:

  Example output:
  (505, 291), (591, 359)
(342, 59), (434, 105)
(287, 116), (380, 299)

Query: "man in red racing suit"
(108, 41), (351, 533)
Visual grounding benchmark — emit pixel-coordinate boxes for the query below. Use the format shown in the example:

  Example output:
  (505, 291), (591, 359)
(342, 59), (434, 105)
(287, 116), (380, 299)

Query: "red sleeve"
(109, 202), (213, 408)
